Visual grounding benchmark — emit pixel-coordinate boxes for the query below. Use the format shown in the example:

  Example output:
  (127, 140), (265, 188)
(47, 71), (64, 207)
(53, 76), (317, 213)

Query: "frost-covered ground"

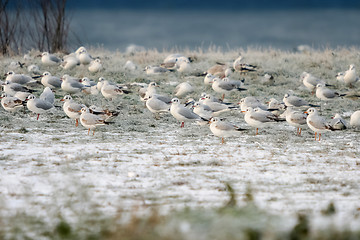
(0, 47), (360, 237)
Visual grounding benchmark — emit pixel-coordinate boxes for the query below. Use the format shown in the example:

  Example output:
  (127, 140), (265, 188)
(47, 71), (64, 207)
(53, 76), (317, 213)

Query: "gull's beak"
(60, 99), (64, 102)
(304, 111), (308, 114)
(241, 111), (246, 113)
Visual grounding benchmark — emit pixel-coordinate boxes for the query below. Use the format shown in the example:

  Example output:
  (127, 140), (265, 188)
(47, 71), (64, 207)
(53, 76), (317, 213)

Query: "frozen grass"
(1, 47), (360, 239)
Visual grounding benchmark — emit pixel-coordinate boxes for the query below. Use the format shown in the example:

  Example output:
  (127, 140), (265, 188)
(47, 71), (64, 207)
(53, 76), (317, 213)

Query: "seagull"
(61, 53), (80, 70)
(27, 64), (41, 75)
(242, 107), (282, 135)
(77, 48), (93, 65)
(283, 107), (308, 135)
(144, 93), (171, 119)
(0, 93), (24, 112)
(60, 95), (84, 126)
(26, 94), (54, 120)
(100, 80), (124, 100)
(192, 102), (214, 120)
(304, 108), (334, 141)
(40, 52), (61, 66)
(206, 63), (229, 78)
(343, 64), (358, 88)
(233, 56), (257, 73)
(79, 106), (109, 135)
(40, 87), (55, 104)
(5, 71), (37, 85)
(209, 117), (246, 144)
(88, 59), (103, 73)
(2, 80), (35, 96)
(211, 77), (246, 100)
(40, 72), (62, 89)
(14, 91), (31, 101)
(61, 75), (85, 94)
(238, 97), (268, 112)
(124, 60), (137, 71)
(204, 73), (215, 86)
(88, 105), (119, 121)
(170, 98), (207, 128)
(283, 93), (318, 108)
(262, 73), (275, 85)
(350, 111), (360, 128)
(81, 77), (99, 95)
(329, 113), (348, 130)
(315, 83), (345, 100)
(174, 82), (194, 98)
(145, 66), (170, 75)
(201, 95), (238, 115)
(301, 72), (329, 94)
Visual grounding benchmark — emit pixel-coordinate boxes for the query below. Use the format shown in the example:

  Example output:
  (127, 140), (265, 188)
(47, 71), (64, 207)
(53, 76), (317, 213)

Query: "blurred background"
(67, 0), (360, 51)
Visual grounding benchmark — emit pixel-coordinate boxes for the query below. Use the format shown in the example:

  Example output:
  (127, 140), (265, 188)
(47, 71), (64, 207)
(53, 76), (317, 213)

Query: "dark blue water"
(69, 9), (360, 51)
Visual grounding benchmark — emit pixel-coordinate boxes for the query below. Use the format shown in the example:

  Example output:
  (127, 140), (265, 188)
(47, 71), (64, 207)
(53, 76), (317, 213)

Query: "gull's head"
(350, 64), (355, 70)
(205, 73), (214, 79)
(243, 107), (254, 113)
(80, 106), (89, 113)
(75, 46), (86, 54)
(42, 71), (51, 77)
(98, 77), (105, 82)
(94, 59), (101, 63)
(284, 93), (290, 99)
(305, 107), (317, 115)
(209, 117), (220, 124)
(5, 71), (15, 76)
(60, 95), (72, 102)
(148, 82), (158, 88)
(41, 52), (49, 56)
(0, 93), (8, 98)
(316, 83), (325, 88)
(27, 94), (36, 100)
(171, 98), (180, 104)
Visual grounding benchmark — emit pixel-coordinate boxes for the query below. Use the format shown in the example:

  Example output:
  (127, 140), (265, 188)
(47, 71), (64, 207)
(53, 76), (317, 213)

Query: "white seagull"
(40, 72), (62, 89)
(88, 59), (103, 73)
(242, 107), (282, 135)
(60, 95), (84, 127)
(174, 82), (194, 98)
(0, 93), (24, 112)
(329, 113), (348, 130)
(304, 108), (333, 141)
(79, 106), (109, 135)
(343, 64), (358, 88)
(211, 77), (246, 100)
(350, 111), (360, 128)
(61, 75), (85, 94)
(40, 52), (61, 66)
(40, 87), (55, 104)
(209, 117), (246, 144)
(283, 107), (308, 135)
(5, 71), (37, 85)
(170, 98), (207, 128)
(26, 94), (54, 120)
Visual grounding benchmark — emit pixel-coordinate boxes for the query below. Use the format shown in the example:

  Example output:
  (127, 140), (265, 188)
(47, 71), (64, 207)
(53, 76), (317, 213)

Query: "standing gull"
(209, 117), (246, 144)
(26, 94), (54, 120)
(60, 95), (84, 127)
(304, 108), (333, 141)
(170, 98), (207, 128)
